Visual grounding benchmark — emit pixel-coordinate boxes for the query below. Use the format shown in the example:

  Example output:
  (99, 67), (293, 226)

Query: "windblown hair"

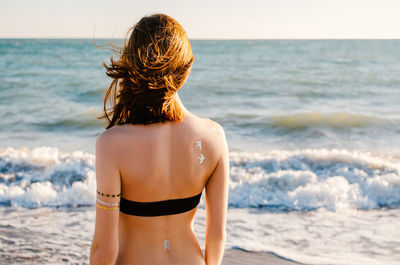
(97, 14), (194, 128)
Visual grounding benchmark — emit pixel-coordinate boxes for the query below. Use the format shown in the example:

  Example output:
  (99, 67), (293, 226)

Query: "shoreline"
(222, 248), (306, 265)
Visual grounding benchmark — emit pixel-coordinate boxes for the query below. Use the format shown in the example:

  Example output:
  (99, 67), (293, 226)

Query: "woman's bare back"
(104, 112), (223, 265)
(91, 14), (228, 265)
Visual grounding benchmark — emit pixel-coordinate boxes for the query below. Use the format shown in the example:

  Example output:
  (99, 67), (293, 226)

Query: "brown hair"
(97, 14), (194, 128)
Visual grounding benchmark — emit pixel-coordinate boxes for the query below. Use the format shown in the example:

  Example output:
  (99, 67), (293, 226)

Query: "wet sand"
(222, 248), (306, 265)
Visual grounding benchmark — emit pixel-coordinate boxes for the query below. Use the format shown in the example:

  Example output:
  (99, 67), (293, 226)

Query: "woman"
(90, 14), (229, 265)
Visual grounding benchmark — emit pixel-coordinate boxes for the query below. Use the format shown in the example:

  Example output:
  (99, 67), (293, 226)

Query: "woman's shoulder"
(201, 118), (225, 141)
(204, 117), (224, 133)
(189, 115), (227, 151)
(95, 126), (122, 160)
(184, 111), (221, 129)
(95, 124), (135, 153)
(95, 115), (226, 147)
(184, 113), (225, 137)
(96, 123), (144, 140)
(96, 124), (122, 141)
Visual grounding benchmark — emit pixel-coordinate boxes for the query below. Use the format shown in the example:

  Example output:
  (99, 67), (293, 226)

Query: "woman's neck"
(173, 92), (190, 116)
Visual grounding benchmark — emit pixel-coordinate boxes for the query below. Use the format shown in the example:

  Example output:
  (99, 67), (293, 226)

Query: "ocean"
(0, 39), (399, 264)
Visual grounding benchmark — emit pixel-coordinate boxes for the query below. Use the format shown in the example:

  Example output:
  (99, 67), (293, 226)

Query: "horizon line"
(1, 37), (400, 41)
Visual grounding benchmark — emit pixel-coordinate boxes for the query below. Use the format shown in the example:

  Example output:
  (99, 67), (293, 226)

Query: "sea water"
(0, 39), (399, 264)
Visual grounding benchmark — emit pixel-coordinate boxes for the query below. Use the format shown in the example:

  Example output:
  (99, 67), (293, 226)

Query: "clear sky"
(1, 0), (400, 39)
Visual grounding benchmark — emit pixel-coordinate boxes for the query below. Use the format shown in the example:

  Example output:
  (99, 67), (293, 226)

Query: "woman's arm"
(204, 125), (229, 265)
(90, 132), (121, 265)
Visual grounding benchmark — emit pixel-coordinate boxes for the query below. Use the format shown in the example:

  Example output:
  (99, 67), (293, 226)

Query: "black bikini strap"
(120, 191), (202, 217)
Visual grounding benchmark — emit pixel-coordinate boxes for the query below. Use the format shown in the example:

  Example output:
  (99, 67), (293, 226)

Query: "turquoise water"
(1, 39), (400, 264)
(1, 39), (400, 154)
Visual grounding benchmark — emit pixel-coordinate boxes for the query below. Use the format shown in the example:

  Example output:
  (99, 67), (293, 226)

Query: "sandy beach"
(0, 207), (307, 265)
(222, 248), (305, 265)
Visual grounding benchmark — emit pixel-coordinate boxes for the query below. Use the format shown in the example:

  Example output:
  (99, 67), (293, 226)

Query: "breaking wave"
(1, 146), (399, 211)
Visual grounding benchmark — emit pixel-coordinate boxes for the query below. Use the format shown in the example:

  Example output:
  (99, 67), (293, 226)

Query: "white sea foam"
(1, 146), (400, 264)
(228, 149), (400, 211)
(1, 146), (399, 211)
(0, 146), (96, 208)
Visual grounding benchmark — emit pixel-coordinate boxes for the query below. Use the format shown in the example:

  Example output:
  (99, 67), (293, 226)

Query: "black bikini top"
(120, 190), (203, 217)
